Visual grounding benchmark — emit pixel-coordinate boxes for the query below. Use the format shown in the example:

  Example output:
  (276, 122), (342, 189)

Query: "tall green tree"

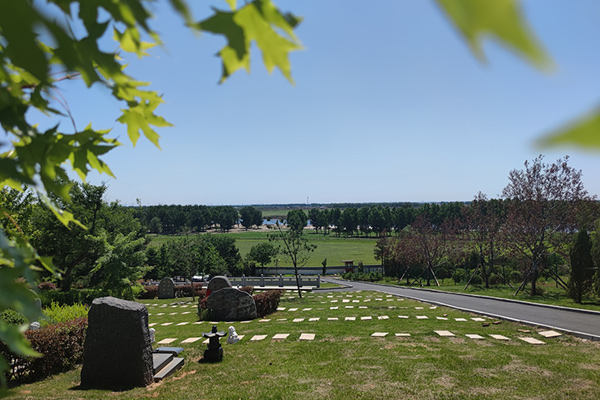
(286, 209), (307, 233)
(248, 242), (278, 274)
(569, 230), (594, 303)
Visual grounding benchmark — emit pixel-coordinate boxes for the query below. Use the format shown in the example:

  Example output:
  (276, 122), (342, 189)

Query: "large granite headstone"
(207, 276), (232, 295)
(206, 287), (257, 321)
(158, 277), (175, 299)
(81, 297), (153, 388)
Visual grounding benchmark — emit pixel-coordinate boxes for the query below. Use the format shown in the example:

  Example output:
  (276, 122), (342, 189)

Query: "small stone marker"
(345, 317), (356, 321)
(330, 307), (339, 310)
(169, 312), (178, 315)
(327, 317), (339, 321)
(156, 313), (165, 316)
(250, 335), (267, 341)
(454, 318), (467, 322)
(466, 334), (484, 340)
(277, 318), (287, 321)
(158, 278), (175, 299)
(288, 308), (298, 311)
(181, 337), (202, 344)
(415, 307), (424, 310)
(359, 306), (368, 309)
(471, 318), (486, 322)
(303, 308), (312, 311)
(299, 333), (315, 341)
(378, 316), (389, 320)
(259, 319), (271, 322)
(398, 315), (409, 319)
(416, 316), (428, 320)
(429, 306), (437, 309)
(309, 318), (320, 322)
(395, 333), (411, 337)
(538, 330), (562, 338)
(345, 306), (354, 309)
(371, 332), (388, 337)
(435, 330), (455, 337)
(149, 323), (157, 327)
(361, 316), (372, 321)
(293, 318), (305, 322)
(342, 299), (350, 303)
(518, 329), (530, 333)
(490, 335), (510, 341)
(161, 322), (173, 326)
(157, 338), (177, 345)
(277, 307), (286, 311)
(176, 322), (189, 326)
(436, 317), (448, 321)
(331, 300), (338, 303)
(207, 276), (232, 295)
(352, 300), (360, 303)
(272, 334), (289, 341)
(193, 321), (203, 325)
(519, 337), (545, 345)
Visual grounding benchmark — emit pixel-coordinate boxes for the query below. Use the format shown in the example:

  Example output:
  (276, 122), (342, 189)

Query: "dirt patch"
(343, 336), (360, 341)
(579, 363), (600, 371)
(432, 374), (456, 389)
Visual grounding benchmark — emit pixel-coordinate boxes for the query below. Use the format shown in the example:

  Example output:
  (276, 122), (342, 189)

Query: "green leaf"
(197, 0), (302, 84)
(435, 0), (552, 70)
(224, 0), (237, 11)
(537, 107), (600, 150)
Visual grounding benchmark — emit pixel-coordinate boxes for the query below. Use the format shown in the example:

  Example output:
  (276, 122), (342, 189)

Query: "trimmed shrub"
(40, 289), (104, 307)
(1, 309), (27, 326)
(253, 290), (283, 318)
(452, 269), (466, 284)
(41, 302), (88, 328)
(174, 283), (204, 298)
(37, 282), (57, 291)
(239, 286), (254, 295)
(139, 285), (159, 299)
(489, 273), (503, 286)
(0, 317), (87, 384)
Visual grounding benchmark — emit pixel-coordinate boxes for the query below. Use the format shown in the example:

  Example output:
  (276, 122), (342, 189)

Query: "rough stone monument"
(206, 287), (257, 321)
(206, 276), (232, 296)
(158, 277), (175, 299)
(81, 297), (153, 388)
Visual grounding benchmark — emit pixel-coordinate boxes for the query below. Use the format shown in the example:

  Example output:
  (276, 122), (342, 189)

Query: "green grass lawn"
(376, 278), (600, 312)
(151, 232), (380, 267)
(10, 291), (600, 399)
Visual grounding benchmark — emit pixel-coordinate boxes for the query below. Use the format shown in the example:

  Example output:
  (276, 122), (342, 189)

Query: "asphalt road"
(322, 278), (600, 340)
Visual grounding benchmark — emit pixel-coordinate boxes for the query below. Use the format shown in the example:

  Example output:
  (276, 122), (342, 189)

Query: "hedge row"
(139, 283), (205, 299)
(0, 317), (88, 384)
(253, 290), (283, 318)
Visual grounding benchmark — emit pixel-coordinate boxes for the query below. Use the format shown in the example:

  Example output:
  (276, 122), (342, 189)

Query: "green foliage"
(0, 317), (87, 384)
(247, 242), (278, 272)
(0, 309), (27, 326)
(286, 209), (307, 233)
(569, 230), (594, 303)
(39, 288), (104, 307)
(40, 302), (88, 328)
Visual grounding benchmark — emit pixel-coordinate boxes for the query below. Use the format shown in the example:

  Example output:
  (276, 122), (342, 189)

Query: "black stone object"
(80, 297), (153, 388)
(202, 325), (226, 363)
(154, 347), (184, 356)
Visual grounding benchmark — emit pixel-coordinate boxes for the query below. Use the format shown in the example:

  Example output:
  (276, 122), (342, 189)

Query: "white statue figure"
(149, 327), (156, 343)
(227, 325), (239, 344)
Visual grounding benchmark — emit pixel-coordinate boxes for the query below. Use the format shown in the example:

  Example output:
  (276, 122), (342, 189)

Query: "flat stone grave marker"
(395, 333), (411, 337)
(277, 318), (287, 321)
(169, 312), (177, 315)
(327, 317), (339, 321)
(250, 335), (267, 341)
(538, 330), (562, 338)
(359, 306), (367, 309)
(519, 337), (545, 345)
(352, 300), (360, 303)
(149, 323), (157, 327)
(156, 313), (165, 316)
(176, 322), (189, 326)
(378, 316), (389, 320)
(471, 318), (486, 322)
(416, 316), (428, 320)
(330, 307), (339, 310)
(272, 334), (289, 341)
(299, 333), (315, 341)
(181, 337), (202, 344)
(303, 308), (312, 311)
(455, 318), (468, 322)
(331, 300), (338, 303)
(309, 318), (320, 322)
(375, 298), (383, 301)
(293, 318), (304, 322)
(158, 338), (177, 345)
(388, 306), (396, 309)
(192, 322), (203, 325)
(181, 312), (191, 315)
(345, 317), (356, 321)
(364, 299), (371, 302)
(435, 330), (455, 337)
(241, 320), (251, 324)
(259, 319), (270, 322)
(386, 299), (393, 302)
(429, 306), (437, 309)
(361, 316), (372, 321)
(398, 315), (409, 319)
(415, 307), (423, 310)
(289, 308), (298, 311)
(490, 334), (511, 341)
(466, 334), (485, 340)
(342, 299), (350, 303)
(161, 322), (173, 326)
(371, 332), (388, 337)
(437, 317), (448, 320)
(277, 307), (286, 311)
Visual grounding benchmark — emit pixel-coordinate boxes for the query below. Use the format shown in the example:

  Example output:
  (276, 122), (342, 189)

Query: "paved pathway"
(322, 278), (600, 340)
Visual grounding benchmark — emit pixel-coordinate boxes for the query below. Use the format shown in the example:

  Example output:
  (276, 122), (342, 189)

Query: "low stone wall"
(229, 275), (320, 288)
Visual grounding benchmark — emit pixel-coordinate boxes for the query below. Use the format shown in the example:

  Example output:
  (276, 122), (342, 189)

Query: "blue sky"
(47, 1), (600, 205)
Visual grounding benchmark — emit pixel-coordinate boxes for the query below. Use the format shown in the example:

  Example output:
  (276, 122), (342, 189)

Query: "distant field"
(150, 231), (379, 267)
